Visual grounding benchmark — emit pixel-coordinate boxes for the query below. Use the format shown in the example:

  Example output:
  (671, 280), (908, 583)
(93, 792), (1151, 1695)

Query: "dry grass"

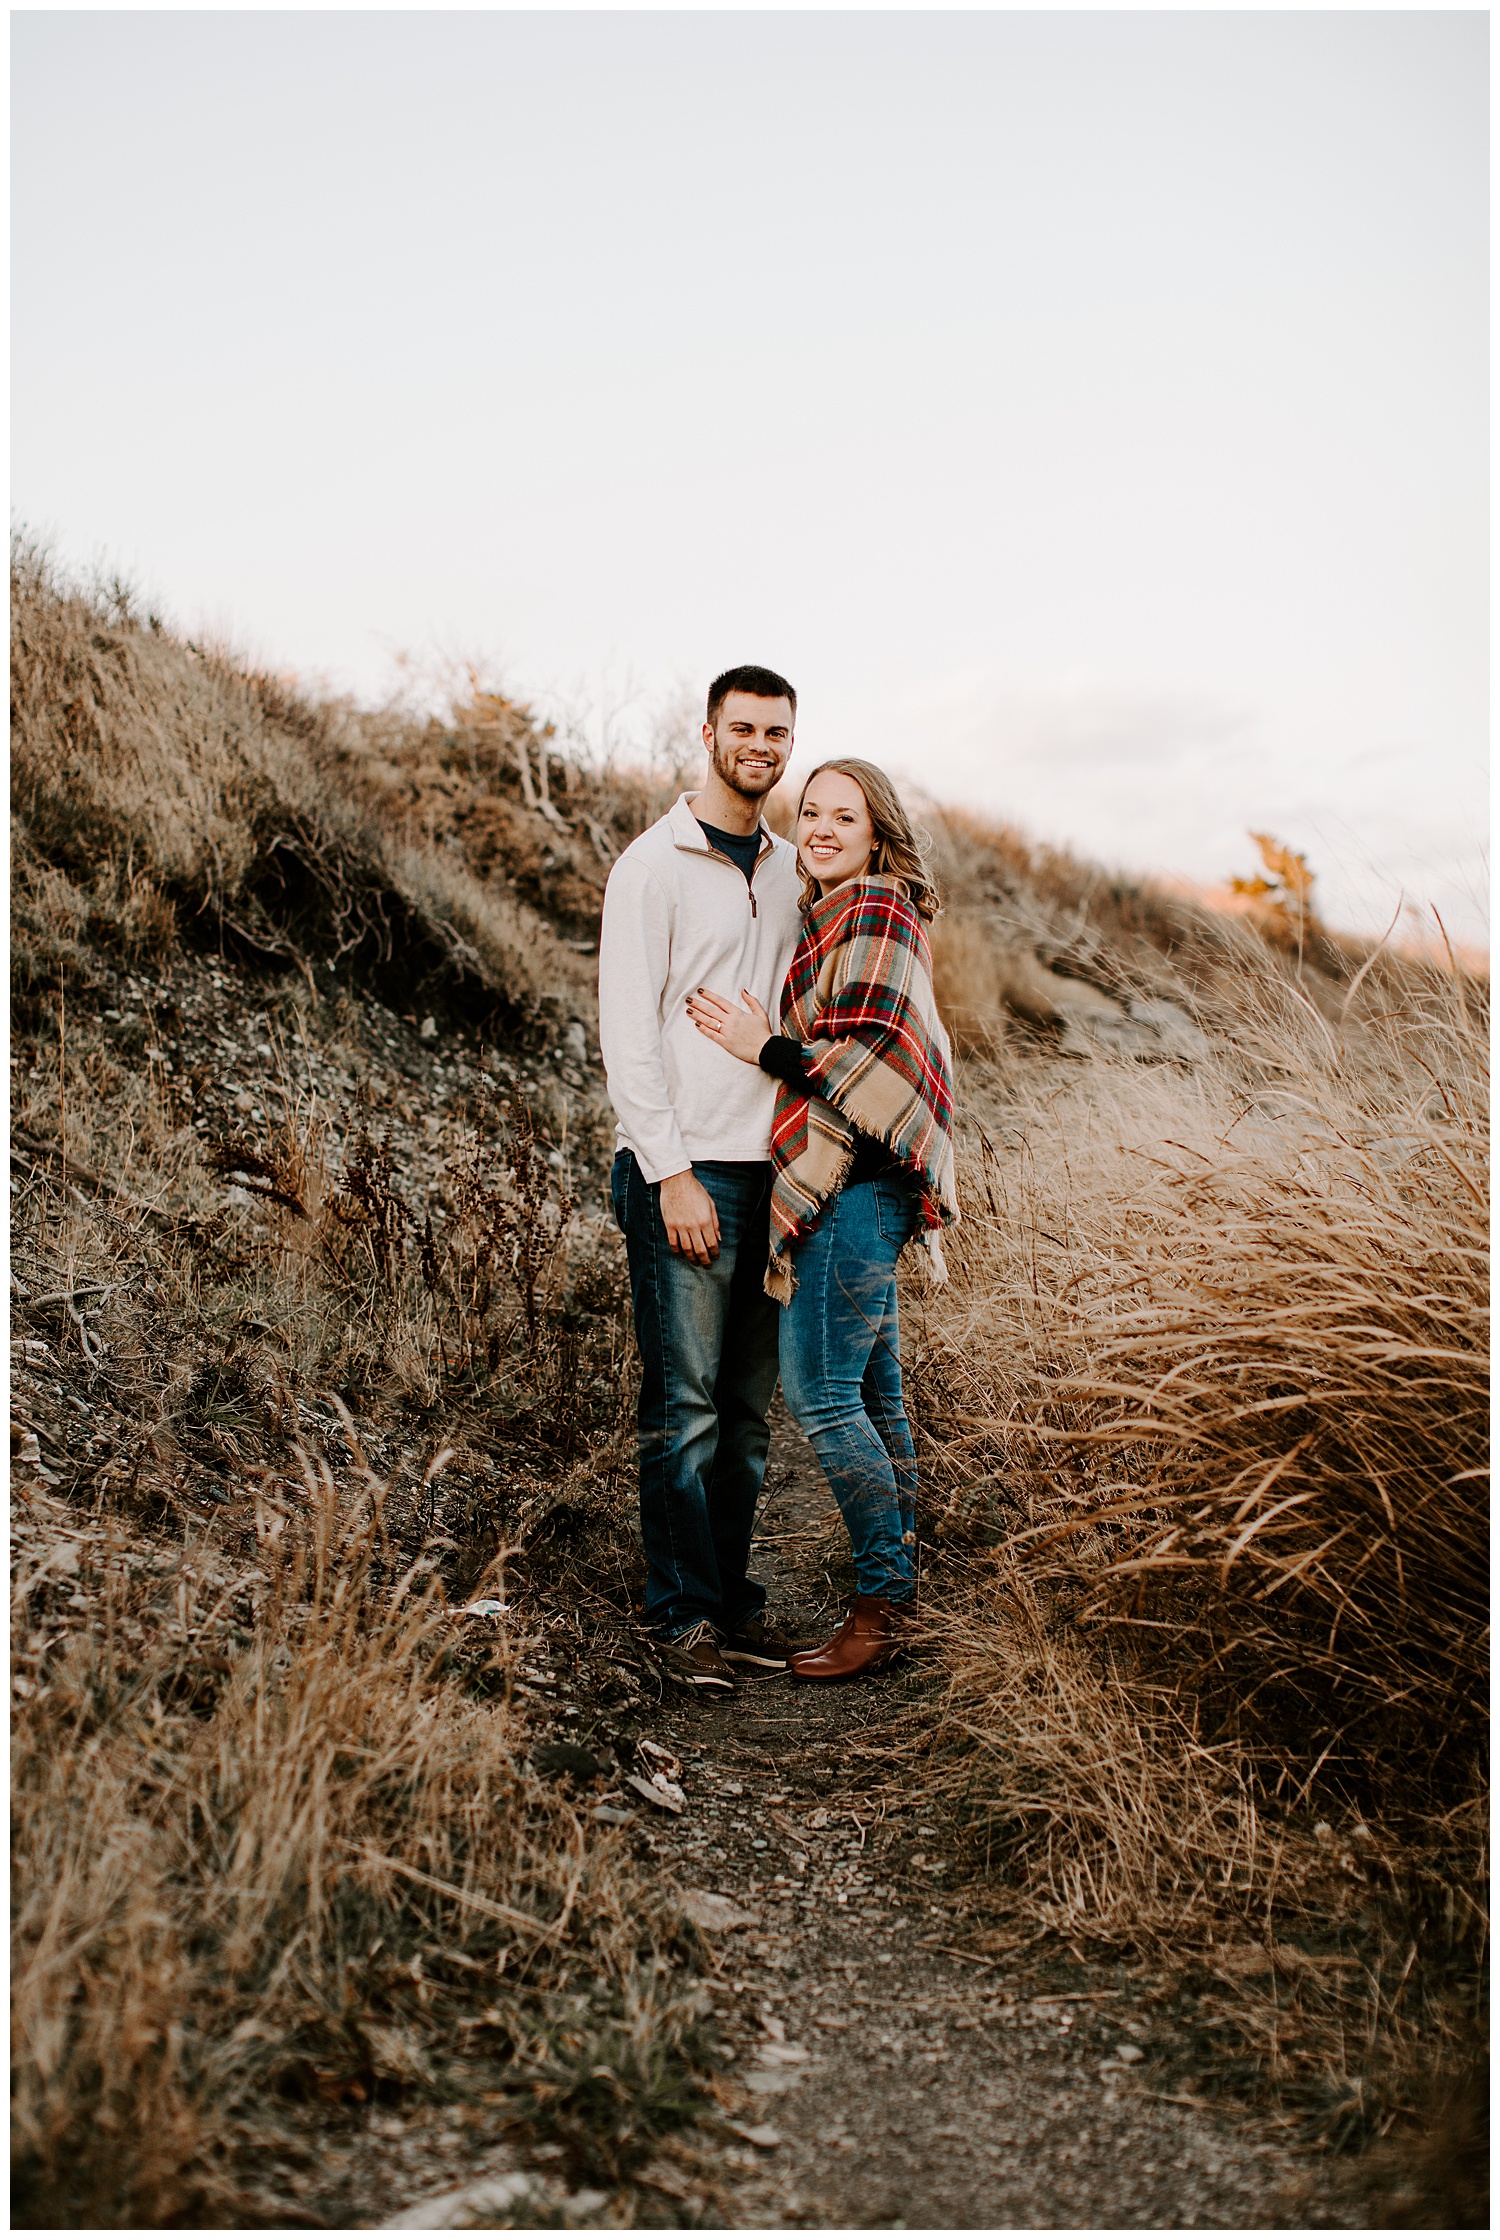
(907, 926), (1487, 2144)
(12, 1436), (699, 2226)
(5, 553), (727, 2223)
(927, 942), (1486, 1760)
(12, 538), (1488, 2209)
(11, 1008), (701, 2225)
(10, 541), (600, 1036)
(9, 948), (702, 2224)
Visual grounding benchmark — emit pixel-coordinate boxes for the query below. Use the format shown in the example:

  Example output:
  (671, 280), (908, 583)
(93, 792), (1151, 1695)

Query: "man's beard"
(710, 739), (781, 801)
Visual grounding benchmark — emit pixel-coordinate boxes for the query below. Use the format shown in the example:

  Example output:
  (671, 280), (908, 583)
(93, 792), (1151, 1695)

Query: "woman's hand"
(686, 986), (773, 1066)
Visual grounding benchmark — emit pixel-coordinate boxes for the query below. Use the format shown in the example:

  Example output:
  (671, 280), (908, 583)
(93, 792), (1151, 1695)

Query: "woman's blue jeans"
(778, 1174), (921, 1603)
(611, 1152), (780, 1640)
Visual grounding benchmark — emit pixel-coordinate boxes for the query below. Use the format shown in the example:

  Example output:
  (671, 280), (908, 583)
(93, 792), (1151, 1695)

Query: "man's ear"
(701, 721), (716, 753)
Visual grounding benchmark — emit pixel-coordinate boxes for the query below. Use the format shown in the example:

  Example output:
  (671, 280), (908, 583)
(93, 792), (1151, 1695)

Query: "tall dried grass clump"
(12, 1437), (696, 2227)
(930, 1565), (1270, 1937)
(911, 929), (1486, 2116)
(1059, 960), (1480, 1764)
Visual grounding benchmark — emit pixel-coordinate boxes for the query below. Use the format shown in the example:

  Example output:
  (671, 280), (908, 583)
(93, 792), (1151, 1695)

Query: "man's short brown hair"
(706, 665), (797, 729)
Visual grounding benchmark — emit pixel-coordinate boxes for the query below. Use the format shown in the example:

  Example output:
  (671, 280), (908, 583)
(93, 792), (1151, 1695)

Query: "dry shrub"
(12, 1438), (696, 2227)
(10, 540), (594, 1029)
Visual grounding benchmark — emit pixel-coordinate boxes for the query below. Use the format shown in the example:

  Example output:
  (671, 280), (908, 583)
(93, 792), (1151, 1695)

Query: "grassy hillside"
(11, 544), (1487, 2225)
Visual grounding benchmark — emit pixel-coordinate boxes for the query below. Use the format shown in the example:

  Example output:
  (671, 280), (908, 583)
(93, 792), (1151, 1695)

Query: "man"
(599, 665), (804, 1691)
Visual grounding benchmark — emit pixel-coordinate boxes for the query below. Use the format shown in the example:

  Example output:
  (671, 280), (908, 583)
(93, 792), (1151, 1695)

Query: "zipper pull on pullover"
(703, 842), (761, 914)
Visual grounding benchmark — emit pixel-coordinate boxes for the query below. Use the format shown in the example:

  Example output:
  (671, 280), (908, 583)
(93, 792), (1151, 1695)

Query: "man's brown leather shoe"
(787, 1594), (910, 1682)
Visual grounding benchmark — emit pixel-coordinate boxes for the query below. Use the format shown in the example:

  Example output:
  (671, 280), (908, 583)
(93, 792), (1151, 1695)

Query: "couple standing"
(598, 666), (959, 1691)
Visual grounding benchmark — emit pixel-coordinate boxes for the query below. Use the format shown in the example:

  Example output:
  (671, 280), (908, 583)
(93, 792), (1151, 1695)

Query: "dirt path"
(611, 1405), (1347, 2232)
(349, 1405), (1354, 2232)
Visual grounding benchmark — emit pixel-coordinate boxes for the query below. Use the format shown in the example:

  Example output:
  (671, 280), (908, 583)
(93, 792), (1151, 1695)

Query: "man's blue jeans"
(611, 1152), (780, 1640)
(778, 1173), (922, 1603)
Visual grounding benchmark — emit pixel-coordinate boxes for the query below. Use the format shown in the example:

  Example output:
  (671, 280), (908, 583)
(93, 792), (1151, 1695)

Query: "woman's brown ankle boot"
(787, 1594), (906, 1682)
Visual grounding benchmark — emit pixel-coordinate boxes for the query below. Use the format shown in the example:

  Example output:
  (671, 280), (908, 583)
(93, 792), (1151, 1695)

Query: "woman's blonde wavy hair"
(794, 758), (942, 922)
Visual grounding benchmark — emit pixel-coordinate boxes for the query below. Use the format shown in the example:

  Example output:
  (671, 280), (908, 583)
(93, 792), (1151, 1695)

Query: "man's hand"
(659, 1169), (721, 1265)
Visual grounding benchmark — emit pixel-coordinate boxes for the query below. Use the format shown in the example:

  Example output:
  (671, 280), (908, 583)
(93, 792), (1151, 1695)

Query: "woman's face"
(798, 769), (878, 893)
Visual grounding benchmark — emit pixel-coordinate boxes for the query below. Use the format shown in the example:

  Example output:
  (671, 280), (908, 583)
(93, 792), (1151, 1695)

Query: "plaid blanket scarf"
(766, 874), (959, 1303)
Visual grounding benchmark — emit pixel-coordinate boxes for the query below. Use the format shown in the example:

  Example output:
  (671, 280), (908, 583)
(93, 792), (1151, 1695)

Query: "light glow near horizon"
(12, 11), (1487, 946)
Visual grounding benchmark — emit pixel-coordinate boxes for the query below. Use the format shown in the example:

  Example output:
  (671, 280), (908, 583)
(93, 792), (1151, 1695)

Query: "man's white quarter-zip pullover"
(598, 793), (804, 1182)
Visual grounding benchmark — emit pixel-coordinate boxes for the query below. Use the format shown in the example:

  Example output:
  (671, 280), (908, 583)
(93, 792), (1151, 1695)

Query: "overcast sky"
(12, 10), (1488, 944)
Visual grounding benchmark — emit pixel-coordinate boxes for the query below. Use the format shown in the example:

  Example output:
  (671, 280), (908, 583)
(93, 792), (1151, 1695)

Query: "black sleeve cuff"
(758, 1035), (814, 1092)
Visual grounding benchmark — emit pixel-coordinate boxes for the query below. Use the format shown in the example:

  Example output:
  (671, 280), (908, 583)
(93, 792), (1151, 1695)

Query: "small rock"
(1113, 2042), (1145, 2064)
(419, 1016), (438, 1040)
(457, 1597), (509, 1620)
(1128, 997), (1210, 1061)
(383, 2170), (539, 2227)
(626, 1771), (687, 1814)
(532, 1741), (608, 1781)
(1049, 975), (1127, 1029)
(679, 1889), (759, 1932)
(740, 2067), (805, 2095)
(590, 1804), (634, 1826)
(14, 1429), (41, 1465)
(731, 2123), (782, 2150)
(639, 1737), (683, 1778)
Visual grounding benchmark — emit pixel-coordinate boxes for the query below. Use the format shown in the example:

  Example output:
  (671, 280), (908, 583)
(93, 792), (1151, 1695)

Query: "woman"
(686, 760), (959, 1681)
